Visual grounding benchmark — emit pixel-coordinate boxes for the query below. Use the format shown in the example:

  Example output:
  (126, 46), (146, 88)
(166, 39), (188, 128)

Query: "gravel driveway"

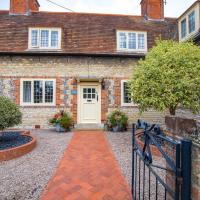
(106, 131), (132, 186)
(0, 130), (73, 200)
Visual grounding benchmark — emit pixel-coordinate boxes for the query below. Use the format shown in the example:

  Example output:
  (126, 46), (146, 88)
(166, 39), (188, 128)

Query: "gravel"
(0, 130), (73, 200)
(105, 131), (132, 186)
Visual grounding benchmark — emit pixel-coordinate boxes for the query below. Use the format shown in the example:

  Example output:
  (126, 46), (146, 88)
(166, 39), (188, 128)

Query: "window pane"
(31, 30), (38, 47)
(23, 81), (31, 103)
(51, 31), (58, 47)
(45, 81), (53, 103)
(34, 81), (43, 103)
(88, 88), (91, 93)
(123, 82), (132, 104)
(189, 11), (195, 33)
(119, 32), (127, 49)
(128, 33), (136, 49)
(138, 34), (145, 49)
(40, 30), (49, 47)
(181, 19), (187, 38)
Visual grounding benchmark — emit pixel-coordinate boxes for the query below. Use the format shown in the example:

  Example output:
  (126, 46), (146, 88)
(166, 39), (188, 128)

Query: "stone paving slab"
(40, 131), (132, 200)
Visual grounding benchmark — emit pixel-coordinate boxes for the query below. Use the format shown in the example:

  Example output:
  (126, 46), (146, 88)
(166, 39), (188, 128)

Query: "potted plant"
(49, 111), (73, 132)
(107, 110), (128, 132)
(129, 40), (200, 135)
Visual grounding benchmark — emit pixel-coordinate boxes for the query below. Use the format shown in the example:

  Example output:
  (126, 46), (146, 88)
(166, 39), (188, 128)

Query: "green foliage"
(107, 110), (128, 131)
(129, 40), (200, 115)
(49, 111), (73, 131)
(59, 113), (73, 130)
(0, 96), (22, 130)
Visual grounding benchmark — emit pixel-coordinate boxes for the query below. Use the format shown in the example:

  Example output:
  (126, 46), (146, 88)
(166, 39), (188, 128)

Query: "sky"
(0, 0), (197, 18)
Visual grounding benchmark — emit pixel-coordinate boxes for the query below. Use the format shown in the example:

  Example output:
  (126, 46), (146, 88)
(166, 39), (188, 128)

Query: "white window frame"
(179, 5), (200, 41)
(188, 10), (196, 34)
(181, 18), (187, 39)
(20, 78), (56, 106)
(28, 28), (62, 50)
(117, 30), (147, 53)
(121, 80), (136, 107)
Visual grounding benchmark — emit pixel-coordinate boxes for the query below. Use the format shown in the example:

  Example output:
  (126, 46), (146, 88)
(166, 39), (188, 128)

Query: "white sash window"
(20, 79), (56, 106)
(29, 28), (61, 50)
(117, 31), (147, 52)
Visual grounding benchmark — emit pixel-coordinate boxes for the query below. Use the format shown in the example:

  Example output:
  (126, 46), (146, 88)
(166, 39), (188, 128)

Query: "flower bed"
(0, 131), (37, 162)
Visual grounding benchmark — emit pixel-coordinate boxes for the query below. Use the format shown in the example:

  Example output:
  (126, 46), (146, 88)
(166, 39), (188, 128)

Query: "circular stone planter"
(135, 130), (166, 157)
(0, 131), (37, 162)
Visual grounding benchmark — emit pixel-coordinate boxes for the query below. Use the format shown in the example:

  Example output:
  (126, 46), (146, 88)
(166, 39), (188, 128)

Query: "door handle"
(87, 99), (92, 102)
(97, 95), (98, 102)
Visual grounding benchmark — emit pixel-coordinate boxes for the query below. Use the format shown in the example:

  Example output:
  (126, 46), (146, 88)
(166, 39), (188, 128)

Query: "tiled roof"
(0, 11), (178, 56)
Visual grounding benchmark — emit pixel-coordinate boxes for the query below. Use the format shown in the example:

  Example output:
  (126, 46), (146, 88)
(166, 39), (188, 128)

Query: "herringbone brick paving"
(40, 131), (132, 200)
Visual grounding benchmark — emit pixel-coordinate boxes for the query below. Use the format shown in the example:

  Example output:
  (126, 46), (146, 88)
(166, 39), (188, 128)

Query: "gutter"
(0, 51), (145, 58)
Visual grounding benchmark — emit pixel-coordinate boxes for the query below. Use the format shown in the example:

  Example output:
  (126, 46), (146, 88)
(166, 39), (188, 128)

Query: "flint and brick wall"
(0, 55), (166, 129)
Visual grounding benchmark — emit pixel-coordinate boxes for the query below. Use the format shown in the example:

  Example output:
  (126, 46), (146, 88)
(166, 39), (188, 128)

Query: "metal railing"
(132, 120), (192, 200)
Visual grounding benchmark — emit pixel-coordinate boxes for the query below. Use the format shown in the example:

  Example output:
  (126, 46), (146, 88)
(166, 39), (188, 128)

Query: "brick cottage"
(0, 0), (179, 129)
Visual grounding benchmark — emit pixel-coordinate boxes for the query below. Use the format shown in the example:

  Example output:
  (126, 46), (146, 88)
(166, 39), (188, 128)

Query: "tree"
(0, 96), (22, 131)
(129, 40), (200, 115)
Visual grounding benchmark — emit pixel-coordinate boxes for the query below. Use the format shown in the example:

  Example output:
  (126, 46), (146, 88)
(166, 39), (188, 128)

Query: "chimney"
(141, 0), (164, 20)
(10, 0), (40, 15)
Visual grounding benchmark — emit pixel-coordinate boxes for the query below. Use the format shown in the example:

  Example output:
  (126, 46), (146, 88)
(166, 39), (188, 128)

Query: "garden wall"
(166, 117), (200, 200)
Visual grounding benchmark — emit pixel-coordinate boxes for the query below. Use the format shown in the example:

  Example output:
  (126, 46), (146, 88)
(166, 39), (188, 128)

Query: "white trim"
(121, 80), (136, 107)
(77, 82), (101, 124)
(20, 78), (56, 106)
(178, 4), (200, 41)
(28, 28), (62, 50)
(116, 30), (148, 53)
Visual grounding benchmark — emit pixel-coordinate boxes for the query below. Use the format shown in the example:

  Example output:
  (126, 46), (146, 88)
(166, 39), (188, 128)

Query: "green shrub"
(59, 113), (73, 131)
(49, 111), (73, 131)
(129, 40), (200, 115)
(107, 110), (128, 131)
(0, 96), (22, 130)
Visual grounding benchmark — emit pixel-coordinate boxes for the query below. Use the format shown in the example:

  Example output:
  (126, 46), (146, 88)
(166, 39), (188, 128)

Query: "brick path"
(40, 131), (132, 200)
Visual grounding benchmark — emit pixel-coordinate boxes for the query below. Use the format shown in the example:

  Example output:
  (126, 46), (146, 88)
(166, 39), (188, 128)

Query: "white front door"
(78, 83), (101, 124)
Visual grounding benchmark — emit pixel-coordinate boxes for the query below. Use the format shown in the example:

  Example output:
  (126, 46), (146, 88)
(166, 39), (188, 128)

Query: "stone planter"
(112, 125), (126, 132)
(112, 126), (120, 132)
(55, 123), (66, 132)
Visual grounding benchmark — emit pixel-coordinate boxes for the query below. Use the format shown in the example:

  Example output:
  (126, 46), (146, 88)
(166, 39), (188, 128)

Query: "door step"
(74, 123), (104, 131)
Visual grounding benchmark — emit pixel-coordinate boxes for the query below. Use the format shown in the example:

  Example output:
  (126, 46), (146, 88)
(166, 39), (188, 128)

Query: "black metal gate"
(132, 120), (192, 200)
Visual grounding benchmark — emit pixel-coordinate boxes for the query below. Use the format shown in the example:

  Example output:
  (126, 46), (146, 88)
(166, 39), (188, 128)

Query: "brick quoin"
(56, 77), (62, 106)
(70, 78), (78, 123)
(114, 78), (121, 108)
(101, 88), (108, 122)
(13, 79), (20, 105)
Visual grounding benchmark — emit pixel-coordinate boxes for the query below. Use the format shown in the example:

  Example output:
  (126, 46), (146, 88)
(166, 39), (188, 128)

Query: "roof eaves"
(178, 0), (200, 20)
(0, 51), (145, 58)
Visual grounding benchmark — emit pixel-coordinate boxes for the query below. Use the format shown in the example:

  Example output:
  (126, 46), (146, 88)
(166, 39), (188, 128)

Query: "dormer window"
(117, 31), (147, 53)
(28, 28), (61, 50)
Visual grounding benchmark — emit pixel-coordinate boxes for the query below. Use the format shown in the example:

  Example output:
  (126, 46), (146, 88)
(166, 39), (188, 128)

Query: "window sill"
(117, 50), (147, 54)
(121, 104), (138, 107)
(20, 105), (58, 108)
(26, 48), (62, 52)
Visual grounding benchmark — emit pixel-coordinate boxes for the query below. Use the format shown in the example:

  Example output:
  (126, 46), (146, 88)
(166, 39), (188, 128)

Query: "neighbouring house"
(0, 0), (179, 129)
(178, 0), (200, 44)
